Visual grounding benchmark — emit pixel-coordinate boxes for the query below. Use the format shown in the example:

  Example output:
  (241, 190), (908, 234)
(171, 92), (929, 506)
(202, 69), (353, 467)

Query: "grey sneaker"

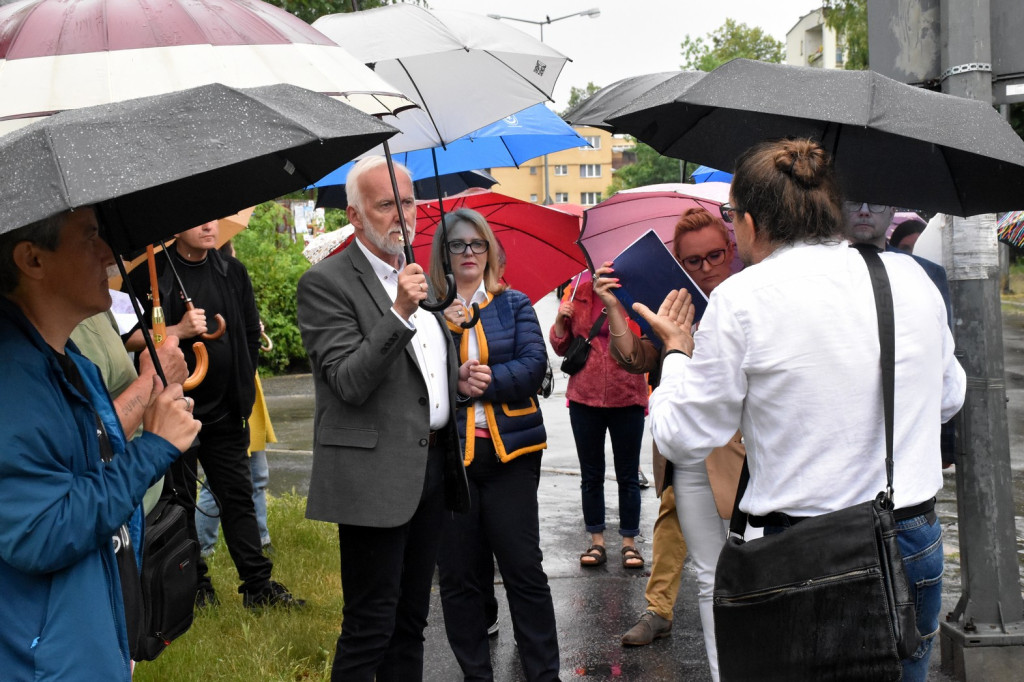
(621, 610), (672, 646)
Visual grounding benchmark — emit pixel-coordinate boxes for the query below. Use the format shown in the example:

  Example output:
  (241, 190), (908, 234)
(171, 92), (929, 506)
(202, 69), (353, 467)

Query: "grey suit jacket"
(296, 242), (467, 528)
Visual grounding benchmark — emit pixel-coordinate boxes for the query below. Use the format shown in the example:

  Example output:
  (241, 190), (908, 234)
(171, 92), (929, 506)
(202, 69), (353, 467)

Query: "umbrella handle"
(260, 330), (273, 353)
(458, 302), (481, 329)
(182, 300), (225, 341)
(182, 342), (209, 391)
(419, 275), (458, 312)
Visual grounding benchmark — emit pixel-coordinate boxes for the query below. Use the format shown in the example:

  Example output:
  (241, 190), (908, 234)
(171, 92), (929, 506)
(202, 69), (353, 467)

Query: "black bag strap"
(727, 245), (896, 537)
(585, 309), (607, 342)
(852, 244), (896, 505)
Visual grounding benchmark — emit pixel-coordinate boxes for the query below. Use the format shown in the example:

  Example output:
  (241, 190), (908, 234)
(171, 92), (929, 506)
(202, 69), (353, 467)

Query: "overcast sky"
(426, 0), (826, 110)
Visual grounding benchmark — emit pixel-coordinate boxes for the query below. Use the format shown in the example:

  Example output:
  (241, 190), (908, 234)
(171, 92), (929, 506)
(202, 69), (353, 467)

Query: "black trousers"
(438, 443), (560, 682)
(173, 412), (272, 595)
(331, 444), (446, 682)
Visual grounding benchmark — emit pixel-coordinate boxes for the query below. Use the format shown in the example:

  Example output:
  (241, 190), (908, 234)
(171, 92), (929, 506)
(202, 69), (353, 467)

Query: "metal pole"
(938, 1), (1024, 678)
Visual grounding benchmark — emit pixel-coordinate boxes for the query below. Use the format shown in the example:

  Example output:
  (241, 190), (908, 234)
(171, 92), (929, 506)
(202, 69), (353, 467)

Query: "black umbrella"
(315, 169), (498, 210)
(561, 71), (691, 131)
(0, 82), (397, 254)
(607, 58), (1024, 217)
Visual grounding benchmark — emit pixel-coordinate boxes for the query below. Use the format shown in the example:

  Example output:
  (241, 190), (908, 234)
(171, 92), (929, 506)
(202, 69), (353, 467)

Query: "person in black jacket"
(127, 220), (302, 609)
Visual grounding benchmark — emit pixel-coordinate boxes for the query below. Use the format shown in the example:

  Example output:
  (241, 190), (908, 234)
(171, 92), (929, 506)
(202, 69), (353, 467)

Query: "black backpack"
(131, 476), (199, 661)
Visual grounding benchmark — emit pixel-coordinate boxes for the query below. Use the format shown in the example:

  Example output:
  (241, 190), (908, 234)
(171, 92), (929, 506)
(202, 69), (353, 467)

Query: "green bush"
(234, 203), (311, 374)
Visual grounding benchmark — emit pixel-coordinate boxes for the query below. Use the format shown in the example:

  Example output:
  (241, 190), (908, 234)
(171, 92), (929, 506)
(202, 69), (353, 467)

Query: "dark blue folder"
(607, 230), (708, 347)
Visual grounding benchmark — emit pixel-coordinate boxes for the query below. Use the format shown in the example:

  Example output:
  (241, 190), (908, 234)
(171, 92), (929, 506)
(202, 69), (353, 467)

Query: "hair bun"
(773, 139), (826, 188)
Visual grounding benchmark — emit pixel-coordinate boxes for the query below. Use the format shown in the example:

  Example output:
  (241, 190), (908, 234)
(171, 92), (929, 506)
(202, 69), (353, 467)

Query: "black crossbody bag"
(559, 310), (606, 375)
(713, 245), (921, 681)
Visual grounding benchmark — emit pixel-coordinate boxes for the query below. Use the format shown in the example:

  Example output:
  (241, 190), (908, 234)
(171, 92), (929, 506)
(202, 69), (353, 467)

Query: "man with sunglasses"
(843, 201), (956, 468)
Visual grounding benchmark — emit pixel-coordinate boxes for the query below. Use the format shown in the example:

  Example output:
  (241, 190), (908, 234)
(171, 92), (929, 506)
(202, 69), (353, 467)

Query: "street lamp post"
(488, 8), (600, 205)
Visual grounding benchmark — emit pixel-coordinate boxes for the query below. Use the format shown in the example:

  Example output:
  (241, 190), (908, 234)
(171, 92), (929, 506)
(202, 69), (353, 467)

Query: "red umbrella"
(579, 182), (741, 274)
(0, 0), (415, 135)
(415, 191), (586, 303)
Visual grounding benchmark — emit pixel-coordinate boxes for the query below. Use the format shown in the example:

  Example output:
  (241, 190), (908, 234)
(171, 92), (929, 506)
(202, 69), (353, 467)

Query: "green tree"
(606, 142), (685, 195)
(680, 18), (784, 72)
(264, 0), (414, 28)
(562, 82), (602, 116)
(822, 0), (869, 70)
(233, 202), (311, 374)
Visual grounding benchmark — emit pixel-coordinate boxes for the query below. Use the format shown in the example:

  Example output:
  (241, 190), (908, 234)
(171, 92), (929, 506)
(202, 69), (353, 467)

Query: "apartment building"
(786, 8), (844, 69)
(489, 125), (632, 207)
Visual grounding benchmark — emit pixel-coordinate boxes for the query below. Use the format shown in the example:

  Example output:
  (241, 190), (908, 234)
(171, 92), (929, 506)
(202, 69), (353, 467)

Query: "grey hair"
(0, 213), (66, 295)
(345, 156), (413, 213)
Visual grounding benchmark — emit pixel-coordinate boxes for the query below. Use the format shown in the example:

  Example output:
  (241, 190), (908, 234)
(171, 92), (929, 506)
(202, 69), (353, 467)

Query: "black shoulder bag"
(712, 245), (921, 681)
(133, 475), (200, 661)
(559, 309), (606, 376)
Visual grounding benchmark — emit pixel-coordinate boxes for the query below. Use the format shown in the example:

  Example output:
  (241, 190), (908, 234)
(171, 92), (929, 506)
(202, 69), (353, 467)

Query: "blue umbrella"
(312, 103), (587, 187)
(691, 165), (732, 183)
(316, 169), (497, 210)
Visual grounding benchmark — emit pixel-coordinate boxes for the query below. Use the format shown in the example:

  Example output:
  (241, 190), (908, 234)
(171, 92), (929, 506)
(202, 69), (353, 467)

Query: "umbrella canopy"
(579, 182), (737, 273)
(313, 4), (569, 152)
(415, 191), (586, 303)
(316, 170), (498, 210)
(0, 82), (396, 254)
(691, 165), (733, 183)
(0, 0), (416, 136)
(607, 58), (1024, 217)
(561, 72), (679, 130)
(313, 103), (586, 188)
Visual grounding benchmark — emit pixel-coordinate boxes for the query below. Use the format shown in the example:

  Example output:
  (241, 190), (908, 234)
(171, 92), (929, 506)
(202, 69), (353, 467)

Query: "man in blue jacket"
(0, 207), (200, 681)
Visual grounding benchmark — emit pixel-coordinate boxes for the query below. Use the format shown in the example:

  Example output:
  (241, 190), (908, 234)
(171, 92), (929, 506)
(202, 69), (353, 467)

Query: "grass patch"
(134, 492), (341, 682)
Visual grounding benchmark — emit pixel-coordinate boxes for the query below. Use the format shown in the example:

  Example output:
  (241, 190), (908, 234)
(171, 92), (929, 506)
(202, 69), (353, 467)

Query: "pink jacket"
(548, 281), (649, 409)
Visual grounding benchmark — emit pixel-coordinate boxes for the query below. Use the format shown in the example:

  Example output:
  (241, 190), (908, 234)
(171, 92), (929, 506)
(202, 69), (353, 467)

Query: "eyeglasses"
(844, 201), (889, 214)
(719, 203), (738, 223)
(447, 239), (489, 255)
(680, 248), (728, 273)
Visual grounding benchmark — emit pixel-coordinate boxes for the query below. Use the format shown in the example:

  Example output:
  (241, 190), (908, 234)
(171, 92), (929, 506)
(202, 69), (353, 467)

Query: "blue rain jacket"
(0, 298), (179, 681)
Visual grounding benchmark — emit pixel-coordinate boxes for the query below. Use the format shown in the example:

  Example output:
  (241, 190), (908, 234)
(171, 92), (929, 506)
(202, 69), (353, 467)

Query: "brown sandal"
(580, 544), (607, 567)
(621, 545), (645, 569)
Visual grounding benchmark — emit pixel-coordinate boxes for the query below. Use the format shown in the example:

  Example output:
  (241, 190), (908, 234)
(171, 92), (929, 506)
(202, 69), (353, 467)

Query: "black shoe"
(195, 584), (219, 609)
(243, 580), (306, 610)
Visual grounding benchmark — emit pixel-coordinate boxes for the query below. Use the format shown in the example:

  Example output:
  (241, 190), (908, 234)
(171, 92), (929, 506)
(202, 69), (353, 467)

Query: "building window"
(581, 135), (601, 149)
(554, 192), (569, 203)
(581, 192), (602, 205)
(580, 164), (602, 178)
(554, 164), (568, 176)
(530, 194), (538, 203)
(529, 166), (538, 175)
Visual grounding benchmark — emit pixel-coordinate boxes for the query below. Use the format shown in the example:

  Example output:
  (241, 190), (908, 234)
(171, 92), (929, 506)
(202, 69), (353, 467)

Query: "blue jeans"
(896, 513), (943, 682)
(568, 402), (644, 536)
(195, 450), (271, 556)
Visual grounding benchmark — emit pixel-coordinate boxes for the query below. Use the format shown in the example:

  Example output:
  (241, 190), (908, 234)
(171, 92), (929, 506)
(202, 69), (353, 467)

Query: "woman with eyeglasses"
(550, 266), (650, 571)
(593, 207), (744, 679)
(428, 208), (560, 682)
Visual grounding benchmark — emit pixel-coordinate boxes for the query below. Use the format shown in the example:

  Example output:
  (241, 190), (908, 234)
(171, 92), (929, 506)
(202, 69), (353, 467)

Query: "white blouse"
(650, 241), (966, 516)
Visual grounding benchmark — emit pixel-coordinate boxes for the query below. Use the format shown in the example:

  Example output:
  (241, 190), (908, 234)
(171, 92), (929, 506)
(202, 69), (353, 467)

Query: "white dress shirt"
(649, 241), (966, 516)
(355, 238), (450, 430)
(458, 283), (491, 429)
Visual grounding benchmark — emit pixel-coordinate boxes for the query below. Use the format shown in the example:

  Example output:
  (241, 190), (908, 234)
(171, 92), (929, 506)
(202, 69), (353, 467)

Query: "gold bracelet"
(609, 328), (628, 337)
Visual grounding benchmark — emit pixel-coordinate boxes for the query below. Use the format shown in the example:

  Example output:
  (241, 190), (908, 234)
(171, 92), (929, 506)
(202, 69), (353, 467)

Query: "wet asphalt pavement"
(259, 294), (1024, 681)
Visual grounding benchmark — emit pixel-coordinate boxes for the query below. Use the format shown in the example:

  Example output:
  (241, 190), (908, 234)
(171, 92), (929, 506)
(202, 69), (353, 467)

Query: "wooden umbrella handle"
(260, 330), (273, 353)
(184, 300), (226, 341)
(183, 342), (209, 391)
